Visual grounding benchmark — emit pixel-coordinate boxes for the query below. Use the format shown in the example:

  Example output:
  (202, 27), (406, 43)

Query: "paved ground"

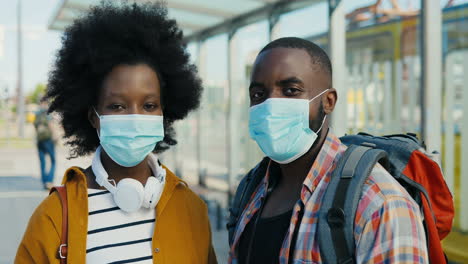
(0, 141), (229, 264)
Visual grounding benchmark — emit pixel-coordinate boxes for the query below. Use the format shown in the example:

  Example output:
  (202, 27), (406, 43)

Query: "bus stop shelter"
(48, 0), (467, 262)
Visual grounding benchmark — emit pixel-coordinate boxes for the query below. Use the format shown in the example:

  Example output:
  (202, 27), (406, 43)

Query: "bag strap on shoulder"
(50, 186), (68, 264)
(227, 157), (270, 245)
(318, 145), (387, 264)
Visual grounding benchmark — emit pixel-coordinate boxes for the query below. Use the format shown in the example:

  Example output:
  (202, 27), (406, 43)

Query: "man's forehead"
(252, 47), (321, 80)
(254, 47), (310, 66)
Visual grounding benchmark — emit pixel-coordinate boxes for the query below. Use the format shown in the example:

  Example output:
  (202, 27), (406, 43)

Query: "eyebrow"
(249, 77), (304, 91)
(103, 91), (160, 101)
(249, 81), (265, 91)
(277, 77), (303, 87)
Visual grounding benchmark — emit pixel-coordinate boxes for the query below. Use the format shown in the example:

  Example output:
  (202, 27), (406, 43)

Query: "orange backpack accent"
(402, 150), (455, 262)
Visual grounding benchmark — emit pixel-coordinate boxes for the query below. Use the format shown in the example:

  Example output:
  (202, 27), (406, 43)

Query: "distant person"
(227, 37), (428, 263)
(33, 99), (56, 190)
(16, 2), (216, 264)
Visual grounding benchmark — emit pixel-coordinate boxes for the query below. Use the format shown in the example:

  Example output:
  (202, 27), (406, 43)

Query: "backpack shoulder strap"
(50, 186), (68, 264)
(318, 145), (387, 264)
(227, 157), (270, 246)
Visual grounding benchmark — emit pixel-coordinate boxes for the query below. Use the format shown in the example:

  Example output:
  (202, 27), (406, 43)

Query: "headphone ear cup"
(143, 177), (157, 208)
(150, 178), (164, 208)
(143, 176), (165, 209)
(114, 179), (144, 213)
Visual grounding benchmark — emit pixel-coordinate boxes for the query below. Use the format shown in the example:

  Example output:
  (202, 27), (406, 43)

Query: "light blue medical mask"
(248, 89), (328, 164)
(95, 110), (164, 167)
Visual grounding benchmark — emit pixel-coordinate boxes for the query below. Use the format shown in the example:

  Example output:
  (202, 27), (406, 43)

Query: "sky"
(0, 0), (61, 98)
(0, 0), (464, 98)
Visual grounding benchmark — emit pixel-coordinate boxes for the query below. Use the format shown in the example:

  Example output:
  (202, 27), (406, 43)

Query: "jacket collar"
(62, 163), (185, 216)
(60, 161), (184, 262)
(301, 131), (346, 196)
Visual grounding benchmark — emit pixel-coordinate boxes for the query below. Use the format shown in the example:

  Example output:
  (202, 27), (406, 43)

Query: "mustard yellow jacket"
(15, 166), (217, 264)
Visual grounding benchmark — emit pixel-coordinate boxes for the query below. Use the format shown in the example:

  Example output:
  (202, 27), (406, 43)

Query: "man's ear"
(322, 88), (337, 115)
(88, 108), (98, 129)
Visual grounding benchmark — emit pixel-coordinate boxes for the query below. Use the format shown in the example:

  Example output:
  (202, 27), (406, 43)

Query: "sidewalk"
(444, 230), (468, 264)
(0, 140), (229, 264)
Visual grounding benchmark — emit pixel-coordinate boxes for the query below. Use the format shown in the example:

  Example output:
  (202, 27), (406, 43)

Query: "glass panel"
(441, 1), (468, 231)
(273, 2), (329, 40)
(199, 34), (229, 180)
(165, 36), (230, 184)
(162, 42), (200, 177)
(338, 0), (423, 135)
(230, 21), (269, 181)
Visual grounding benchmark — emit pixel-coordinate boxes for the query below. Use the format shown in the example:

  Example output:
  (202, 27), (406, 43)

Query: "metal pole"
(372, 63), (380, 134)
(395, 60), (403, 131)
(1, 84), (9, 142)
(226, 29), (238, 207)
(268, 11), (280, 42)
(17, 0), (25, 138)
(196, 40), (206, 187)
(460, 51), (468, 231)
(362, 63), (369, 131)
(408, 57), (417, 132)
(329, 0), (346, 136)
(444, 54), (455, 194)
(383, 61), (392, 134)
(421, 0), (442, 157)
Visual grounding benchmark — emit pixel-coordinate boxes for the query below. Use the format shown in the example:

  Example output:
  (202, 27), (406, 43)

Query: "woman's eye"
(144, 103), (158, 111)
(109, 104), (124, 110)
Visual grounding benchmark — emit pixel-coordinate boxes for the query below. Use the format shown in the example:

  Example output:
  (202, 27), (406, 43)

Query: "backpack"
(34, 110), (52, 141)
(227, 132), (454, 264)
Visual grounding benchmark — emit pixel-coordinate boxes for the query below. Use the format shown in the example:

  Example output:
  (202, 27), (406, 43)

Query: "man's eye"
(252, 92), (264, 99)
(284, 88), (300, 95)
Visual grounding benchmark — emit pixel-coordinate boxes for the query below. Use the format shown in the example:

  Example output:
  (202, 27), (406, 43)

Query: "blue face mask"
(95, 110), (164, 167)
(248, 89), (328, 164)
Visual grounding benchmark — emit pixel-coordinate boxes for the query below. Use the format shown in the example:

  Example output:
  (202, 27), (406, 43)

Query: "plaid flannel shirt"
(229, 132), (428, 263)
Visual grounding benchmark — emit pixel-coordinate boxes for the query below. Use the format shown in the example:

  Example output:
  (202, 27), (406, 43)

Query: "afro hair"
(45, 1), (202, 158)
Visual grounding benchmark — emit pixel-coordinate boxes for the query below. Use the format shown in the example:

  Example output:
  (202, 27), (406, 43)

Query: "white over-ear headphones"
(92, 146), (166, 213)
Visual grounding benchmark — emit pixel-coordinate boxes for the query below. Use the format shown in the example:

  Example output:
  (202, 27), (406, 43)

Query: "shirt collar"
(302, 130), (345, 195)
(260, 130), (345, 197)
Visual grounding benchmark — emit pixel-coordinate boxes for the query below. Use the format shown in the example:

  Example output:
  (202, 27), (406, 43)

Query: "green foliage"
(27, 83), (46, 104)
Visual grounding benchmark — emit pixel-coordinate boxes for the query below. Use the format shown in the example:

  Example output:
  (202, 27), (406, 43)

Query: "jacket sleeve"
(15, 192), (63, 264)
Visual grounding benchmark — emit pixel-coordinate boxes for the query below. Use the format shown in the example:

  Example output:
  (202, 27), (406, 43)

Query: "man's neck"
(278, 127), (329, 190)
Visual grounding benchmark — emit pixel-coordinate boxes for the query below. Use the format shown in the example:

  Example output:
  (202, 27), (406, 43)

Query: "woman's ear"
(322, 88), (337, 115)
(88, 108), (98, 129)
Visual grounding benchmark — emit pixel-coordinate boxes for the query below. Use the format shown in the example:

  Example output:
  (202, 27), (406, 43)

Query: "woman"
(15, 2), (216, 263)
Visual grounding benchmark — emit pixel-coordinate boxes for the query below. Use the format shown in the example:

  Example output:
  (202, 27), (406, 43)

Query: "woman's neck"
(100, 150), (152, 185)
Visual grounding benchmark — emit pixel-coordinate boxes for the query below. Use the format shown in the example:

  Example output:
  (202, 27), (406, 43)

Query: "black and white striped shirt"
(86, 189), (155, 264)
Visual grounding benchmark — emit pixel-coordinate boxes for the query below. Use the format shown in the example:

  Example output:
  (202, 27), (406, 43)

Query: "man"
(229, 37), (427, 263)
(34, 100), (56, 190)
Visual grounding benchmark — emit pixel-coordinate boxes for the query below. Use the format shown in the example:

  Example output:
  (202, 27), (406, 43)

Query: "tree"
(27, 83), (46, 104)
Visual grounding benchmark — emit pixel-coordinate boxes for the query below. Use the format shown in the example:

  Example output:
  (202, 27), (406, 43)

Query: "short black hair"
(259, 37), (332, 82)
(45, 1), (202, 157)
